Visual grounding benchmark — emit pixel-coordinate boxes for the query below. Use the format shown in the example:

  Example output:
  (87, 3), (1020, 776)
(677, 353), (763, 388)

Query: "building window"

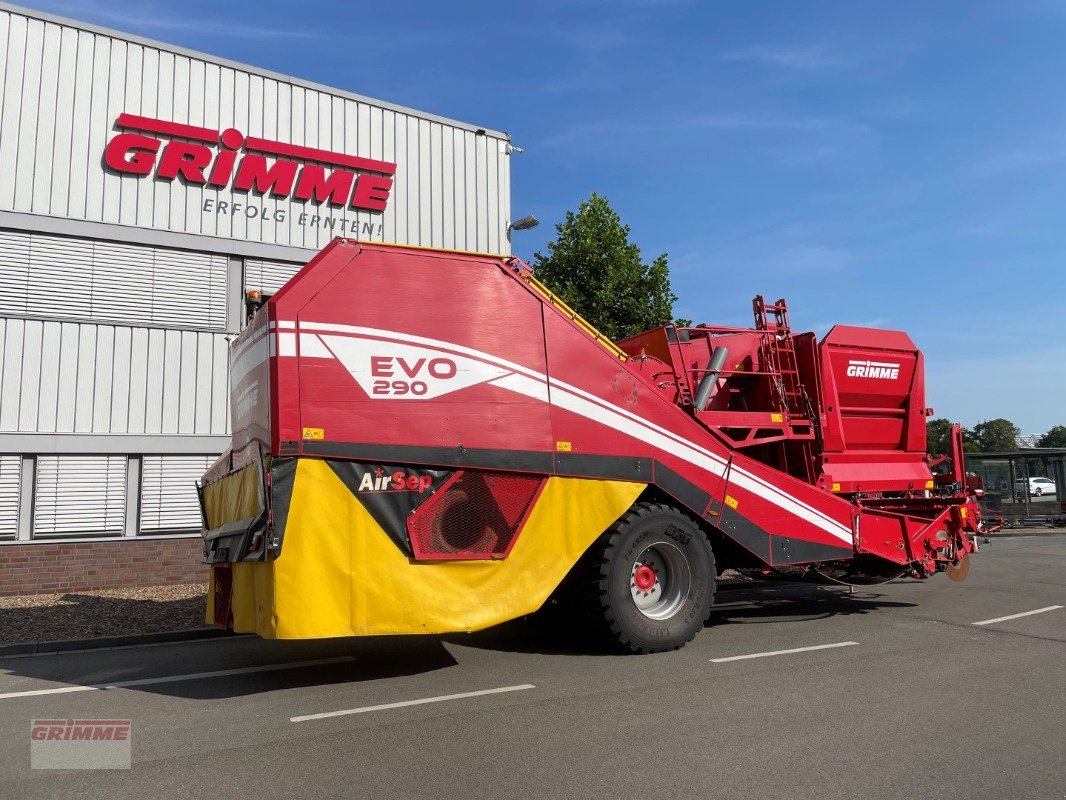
(244, 258), (301, 296)
(33, 455), (126, 537)
(0, 231), (227, 331)
(139, 455), (216, 534)
(0, 455), (20, 539)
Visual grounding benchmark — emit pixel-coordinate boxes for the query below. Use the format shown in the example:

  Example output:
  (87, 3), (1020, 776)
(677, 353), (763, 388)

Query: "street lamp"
(508, 215), (539, 231)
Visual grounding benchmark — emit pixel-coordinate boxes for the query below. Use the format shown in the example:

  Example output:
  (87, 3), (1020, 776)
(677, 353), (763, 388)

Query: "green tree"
(970, 418), (1021, 452)
(925, 418), (955, 457)
(532, 193), (689, 341)
(1038, 425), (1066, 448)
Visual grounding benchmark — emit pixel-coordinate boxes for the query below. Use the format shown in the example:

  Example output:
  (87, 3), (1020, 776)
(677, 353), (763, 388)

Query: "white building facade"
(0, 2), (512, 543)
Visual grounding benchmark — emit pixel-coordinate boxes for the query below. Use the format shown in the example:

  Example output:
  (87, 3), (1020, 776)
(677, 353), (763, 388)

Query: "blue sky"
(26, 0), (1066, 433)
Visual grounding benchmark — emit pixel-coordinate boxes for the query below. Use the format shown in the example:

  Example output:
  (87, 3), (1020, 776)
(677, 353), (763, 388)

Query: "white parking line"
(710, 641), (859, 663)
(290, 683), (536, 722)
(972, 605), (1063, 626)
(0, 656), (354, 700)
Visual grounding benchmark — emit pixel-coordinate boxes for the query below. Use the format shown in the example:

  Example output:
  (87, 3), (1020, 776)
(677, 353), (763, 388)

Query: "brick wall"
(0, 537), (208, 596)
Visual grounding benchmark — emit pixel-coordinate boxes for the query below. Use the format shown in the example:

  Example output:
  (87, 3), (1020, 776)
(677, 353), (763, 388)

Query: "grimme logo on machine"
(235, 382), (259, 421)
(846, 359), (900, 380)
(104, 113), (396, 220)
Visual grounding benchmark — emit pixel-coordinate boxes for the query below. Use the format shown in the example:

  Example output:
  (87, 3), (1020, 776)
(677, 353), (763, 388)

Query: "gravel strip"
(0, 583), (209, 644)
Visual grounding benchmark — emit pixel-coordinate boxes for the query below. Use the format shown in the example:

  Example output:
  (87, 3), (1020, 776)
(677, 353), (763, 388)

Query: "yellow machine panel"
(207, 458), (643, 638)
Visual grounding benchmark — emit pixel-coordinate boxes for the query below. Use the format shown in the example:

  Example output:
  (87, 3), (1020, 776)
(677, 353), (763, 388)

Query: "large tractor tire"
(585, 502), (716, 654)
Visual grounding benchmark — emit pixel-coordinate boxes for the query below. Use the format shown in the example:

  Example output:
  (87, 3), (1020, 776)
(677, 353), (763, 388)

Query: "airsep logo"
(846, 359), (900, 380)
(358, 467), (433, 493)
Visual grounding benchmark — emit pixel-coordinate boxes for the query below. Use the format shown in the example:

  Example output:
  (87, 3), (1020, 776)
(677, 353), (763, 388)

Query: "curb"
(0, 627), (239, 658)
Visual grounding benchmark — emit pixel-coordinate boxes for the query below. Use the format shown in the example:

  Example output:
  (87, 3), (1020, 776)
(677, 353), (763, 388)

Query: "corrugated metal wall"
(0, 317), (229, 436)
(0, 8), (511, 254)
(0, 229), (230, 438)
(0, 225), (229, 539)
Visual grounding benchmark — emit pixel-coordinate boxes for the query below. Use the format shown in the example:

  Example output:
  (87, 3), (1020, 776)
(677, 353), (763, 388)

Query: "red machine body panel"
(541, 309), (855, 561)
(225, 240), (978, 579)
(271, 245), (554, 457)
(816, 325), (930, 493)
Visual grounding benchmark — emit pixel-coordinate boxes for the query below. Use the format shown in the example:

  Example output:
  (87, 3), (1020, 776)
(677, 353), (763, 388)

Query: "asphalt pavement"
(1, 534), (1064, 800)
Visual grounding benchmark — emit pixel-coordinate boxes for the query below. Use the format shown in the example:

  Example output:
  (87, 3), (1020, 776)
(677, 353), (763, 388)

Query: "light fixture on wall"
(508, 215), (539, 231)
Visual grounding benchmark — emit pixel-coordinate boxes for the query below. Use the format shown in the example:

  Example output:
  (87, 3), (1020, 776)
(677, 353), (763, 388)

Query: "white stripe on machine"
(272, 321), (853, 544)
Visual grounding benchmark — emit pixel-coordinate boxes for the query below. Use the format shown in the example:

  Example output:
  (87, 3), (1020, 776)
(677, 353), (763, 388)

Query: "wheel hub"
(633, 564), (657, 591)
(630, 543), (691, 620)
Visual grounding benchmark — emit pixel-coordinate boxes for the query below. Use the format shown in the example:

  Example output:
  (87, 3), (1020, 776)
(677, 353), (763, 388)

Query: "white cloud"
(537, 111), (865, 150)
(768, 245), (852, 273)
(722, 39), (918, 75)
(39, 0), (334, 39)
(552, 27), (630, 56)
(723, 44), (842, 71)
(809, 317), (888, 335)
(969, 146), (1066, 177)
